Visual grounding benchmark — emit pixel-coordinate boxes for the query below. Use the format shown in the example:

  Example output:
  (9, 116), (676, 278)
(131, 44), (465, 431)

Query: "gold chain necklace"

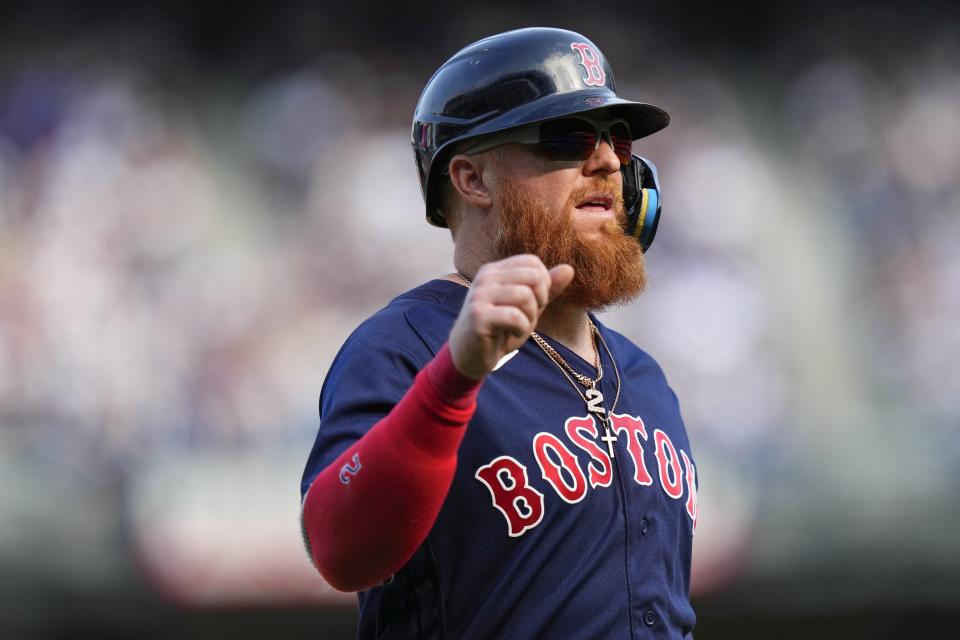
(453, 271), (623, 459)
(530, 327), (602, 388)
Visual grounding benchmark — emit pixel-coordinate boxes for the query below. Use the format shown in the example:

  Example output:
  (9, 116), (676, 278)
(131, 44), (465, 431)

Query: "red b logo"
(570, 42), (606, 87)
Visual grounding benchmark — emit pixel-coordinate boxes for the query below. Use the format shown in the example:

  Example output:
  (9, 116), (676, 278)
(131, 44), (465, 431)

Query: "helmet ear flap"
(622, 155), (662, 252)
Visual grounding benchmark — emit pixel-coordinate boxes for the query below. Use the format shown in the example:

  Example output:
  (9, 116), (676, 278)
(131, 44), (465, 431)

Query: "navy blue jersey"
(302, 279), (698, 639)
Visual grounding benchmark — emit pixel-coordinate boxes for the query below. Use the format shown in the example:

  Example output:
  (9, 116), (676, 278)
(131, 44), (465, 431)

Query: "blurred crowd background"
(1, 1), (958, 637)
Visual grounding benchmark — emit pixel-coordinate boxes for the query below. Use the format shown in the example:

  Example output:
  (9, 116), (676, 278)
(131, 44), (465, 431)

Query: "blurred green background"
(1, 1), (958, 637)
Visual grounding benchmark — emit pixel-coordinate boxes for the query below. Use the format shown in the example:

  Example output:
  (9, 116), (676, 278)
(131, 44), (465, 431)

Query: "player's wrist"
(427, 343), (485, 403)
(446, 326), (491, 380)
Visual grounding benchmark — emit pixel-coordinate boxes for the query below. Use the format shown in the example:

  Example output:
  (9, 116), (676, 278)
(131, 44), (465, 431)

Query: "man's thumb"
(547, 264), (575, 301)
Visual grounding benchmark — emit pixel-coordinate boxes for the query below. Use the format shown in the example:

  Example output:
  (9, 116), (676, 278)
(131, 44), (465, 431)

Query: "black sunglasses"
(461, 116), (634, 166)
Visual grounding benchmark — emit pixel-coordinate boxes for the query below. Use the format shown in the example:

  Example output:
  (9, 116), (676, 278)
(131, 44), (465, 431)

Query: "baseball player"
(301, 28), (698, 639)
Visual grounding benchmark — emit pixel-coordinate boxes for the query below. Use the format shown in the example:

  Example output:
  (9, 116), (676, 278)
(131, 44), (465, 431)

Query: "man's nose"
(583, 135), (622, 176)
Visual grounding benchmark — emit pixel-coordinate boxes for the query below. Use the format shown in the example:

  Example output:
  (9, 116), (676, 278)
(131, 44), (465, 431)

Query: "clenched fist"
(448, 255), (575, 380)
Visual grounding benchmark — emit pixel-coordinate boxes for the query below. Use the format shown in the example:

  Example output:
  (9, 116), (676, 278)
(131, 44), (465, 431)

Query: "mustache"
(566, 178), (626, 220)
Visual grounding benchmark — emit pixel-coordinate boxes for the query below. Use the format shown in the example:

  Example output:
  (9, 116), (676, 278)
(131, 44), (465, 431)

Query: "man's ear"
(447, 154), (493, 209)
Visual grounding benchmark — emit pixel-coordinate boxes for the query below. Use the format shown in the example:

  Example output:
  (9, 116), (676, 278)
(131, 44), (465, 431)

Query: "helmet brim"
(486, 92), (670, 141)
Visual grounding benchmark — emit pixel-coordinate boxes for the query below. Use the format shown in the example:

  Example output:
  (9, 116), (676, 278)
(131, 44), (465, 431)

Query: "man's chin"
(561, 246), (647, 311)
(574, 223), (619, 244)
(560, 276), (646, 312)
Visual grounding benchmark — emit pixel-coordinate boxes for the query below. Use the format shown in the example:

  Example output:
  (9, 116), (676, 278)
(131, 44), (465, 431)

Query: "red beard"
(493, 175), (647, 311)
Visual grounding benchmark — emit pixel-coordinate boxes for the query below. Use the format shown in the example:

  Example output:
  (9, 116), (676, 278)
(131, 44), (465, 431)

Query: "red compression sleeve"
(302, 342), (482, 592)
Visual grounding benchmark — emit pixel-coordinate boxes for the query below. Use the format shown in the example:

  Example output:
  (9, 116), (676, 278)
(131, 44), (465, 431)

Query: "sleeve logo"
(339, 453), (362, 484)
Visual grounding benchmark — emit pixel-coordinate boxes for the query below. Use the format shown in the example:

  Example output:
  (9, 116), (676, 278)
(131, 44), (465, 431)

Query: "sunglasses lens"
(538, 119), (599, 161)
(537, 119), (632, 165)
(610, 122), (633, 165)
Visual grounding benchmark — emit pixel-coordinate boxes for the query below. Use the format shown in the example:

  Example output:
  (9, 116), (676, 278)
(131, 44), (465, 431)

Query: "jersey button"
(639, 518), (649, 535)
(643, 610), (658, 627)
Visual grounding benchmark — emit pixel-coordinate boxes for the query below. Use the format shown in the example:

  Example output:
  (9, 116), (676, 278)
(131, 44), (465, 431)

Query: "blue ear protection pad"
(622, 155), (662, 252)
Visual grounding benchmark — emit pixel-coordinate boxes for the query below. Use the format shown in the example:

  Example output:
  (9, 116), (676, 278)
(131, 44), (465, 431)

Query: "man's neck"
(452, 218), (497, 279)
(534, 301), (595, 364)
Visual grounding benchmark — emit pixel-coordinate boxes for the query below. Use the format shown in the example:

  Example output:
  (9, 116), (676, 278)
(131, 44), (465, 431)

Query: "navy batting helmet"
(411, 27), (669, 250)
